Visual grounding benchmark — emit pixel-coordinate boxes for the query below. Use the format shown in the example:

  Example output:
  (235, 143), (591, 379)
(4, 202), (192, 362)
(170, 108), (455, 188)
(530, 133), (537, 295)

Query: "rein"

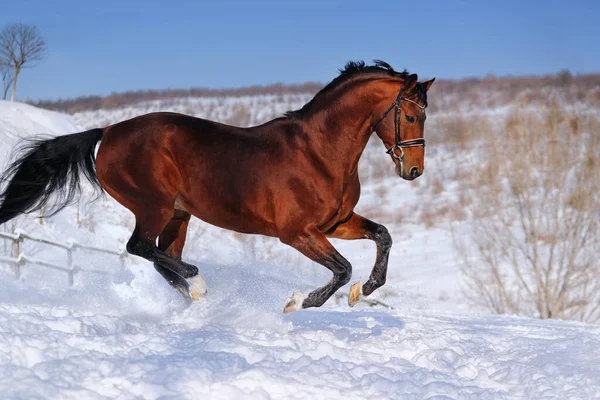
(372, 86), (426, 171)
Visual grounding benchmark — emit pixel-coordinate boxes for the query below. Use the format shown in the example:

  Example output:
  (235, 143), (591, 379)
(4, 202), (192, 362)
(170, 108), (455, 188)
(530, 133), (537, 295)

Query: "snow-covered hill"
(0, 100), (79, 159)
(1, 100), (599, 399)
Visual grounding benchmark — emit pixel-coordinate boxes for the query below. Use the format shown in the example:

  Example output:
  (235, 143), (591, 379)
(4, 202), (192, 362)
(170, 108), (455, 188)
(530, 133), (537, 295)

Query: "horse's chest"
(318, 177), (361, 232)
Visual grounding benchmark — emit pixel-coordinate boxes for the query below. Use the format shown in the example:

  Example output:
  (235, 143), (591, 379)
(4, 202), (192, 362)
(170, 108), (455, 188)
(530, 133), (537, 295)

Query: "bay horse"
(0, 60), (434, 312)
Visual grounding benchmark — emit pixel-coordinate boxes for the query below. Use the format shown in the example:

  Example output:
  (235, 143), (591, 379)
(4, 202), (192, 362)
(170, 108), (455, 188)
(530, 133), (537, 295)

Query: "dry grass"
(430, 176), (444, 195)
(453, 105), (600, 322)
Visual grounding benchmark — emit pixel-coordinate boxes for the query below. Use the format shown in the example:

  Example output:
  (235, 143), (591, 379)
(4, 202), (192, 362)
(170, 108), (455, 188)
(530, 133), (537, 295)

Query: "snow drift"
(0, 100), (599, 399)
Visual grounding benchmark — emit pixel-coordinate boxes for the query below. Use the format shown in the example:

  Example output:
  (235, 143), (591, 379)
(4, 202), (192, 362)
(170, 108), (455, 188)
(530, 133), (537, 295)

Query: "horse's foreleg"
(326, 213), (392, 307)
(280, 226), (352, 312)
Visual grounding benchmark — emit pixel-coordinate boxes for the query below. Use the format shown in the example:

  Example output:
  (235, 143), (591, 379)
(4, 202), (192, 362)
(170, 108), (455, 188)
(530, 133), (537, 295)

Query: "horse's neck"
(304, 83), (385, 176)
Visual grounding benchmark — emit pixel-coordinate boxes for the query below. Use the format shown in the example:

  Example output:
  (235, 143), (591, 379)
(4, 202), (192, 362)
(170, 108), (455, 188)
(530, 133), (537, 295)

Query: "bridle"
(372, 86), (426, 174)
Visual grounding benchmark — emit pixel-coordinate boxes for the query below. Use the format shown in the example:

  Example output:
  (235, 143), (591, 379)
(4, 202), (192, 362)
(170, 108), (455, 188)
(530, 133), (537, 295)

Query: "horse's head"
(373, 74), (435, 180)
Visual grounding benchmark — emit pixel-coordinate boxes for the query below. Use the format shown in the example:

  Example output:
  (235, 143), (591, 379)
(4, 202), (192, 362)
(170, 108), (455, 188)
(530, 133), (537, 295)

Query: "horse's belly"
(175, 193), (278, 237)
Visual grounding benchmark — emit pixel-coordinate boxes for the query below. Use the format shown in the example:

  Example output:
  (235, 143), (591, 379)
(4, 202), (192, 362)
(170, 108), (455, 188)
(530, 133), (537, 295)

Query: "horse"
(0, 60), (434, 312)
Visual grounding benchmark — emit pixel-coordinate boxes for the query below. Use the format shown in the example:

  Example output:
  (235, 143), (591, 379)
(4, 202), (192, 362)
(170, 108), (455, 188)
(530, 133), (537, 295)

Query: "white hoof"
(188, 275), (208, 300)
(348, 281), (362, 307)
(283, 292), (306, 313)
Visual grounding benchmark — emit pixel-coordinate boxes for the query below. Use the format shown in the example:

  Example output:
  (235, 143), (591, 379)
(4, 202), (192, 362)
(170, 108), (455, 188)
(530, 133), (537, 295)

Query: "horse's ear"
(421, 78), (436, 92)
(403, 73), (419, 91)
(406, 73), (418, 85)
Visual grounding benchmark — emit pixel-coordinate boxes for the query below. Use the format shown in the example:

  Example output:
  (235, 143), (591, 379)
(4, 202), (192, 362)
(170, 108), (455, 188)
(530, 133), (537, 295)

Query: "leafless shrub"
(430, 176), (444, 195)
(456, 106), (600, 322)
(420, 207), (438, 229)
(374, 184), (389, 199)
(226, 104), (251, 127)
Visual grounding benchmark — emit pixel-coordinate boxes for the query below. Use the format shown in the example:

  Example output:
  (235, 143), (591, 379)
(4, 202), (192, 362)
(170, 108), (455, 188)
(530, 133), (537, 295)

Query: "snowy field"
(1, 99), (599, 398)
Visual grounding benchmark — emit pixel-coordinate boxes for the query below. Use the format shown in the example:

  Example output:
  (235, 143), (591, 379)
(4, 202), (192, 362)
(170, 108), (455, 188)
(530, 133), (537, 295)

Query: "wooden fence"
(0, 229), (127, 286)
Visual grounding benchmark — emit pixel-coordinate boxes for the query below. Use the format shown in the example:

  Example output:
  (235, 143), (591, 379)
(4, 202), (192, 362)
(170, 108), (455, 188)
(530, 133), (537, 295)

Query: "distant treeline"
(31, 72), (600, 114)
(31, 82), (323, 114)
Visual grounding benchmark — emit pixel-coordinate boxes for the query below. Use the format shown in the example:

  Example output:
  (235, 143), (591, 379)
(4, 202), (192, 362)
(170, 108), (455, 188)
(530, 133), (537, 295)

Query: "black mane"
(340, 59), (403, 77)
(285, 60), (428, 118)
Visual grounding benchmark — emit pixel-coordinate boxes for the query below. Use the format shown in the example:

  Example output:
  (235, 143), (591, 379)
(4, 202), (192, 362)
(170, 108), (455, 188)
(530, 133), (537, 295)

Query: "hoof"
(188, 275), (208, 300)
(348, 281), (362, 307)
(283, 292), (306, 313)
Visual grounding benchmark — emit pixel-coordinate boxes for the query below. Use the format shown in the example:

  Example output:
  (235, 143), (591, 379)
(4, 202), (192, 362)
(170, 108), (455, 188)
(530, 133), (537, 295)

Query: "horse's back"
(96, 112), (285, 235)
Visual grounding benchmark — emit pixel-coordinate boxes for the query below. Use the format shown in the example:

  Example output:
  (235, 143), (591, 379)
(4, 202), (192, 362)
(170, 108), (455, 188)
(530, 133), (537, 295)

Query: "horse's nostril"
(410, 167), (419, 178)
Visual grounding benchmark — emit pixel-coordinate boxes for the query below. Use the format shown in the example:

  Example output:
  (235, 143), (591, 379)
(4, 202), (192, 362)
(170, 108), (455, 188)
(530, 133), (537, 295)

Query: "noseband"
(372, 86), (426, 166)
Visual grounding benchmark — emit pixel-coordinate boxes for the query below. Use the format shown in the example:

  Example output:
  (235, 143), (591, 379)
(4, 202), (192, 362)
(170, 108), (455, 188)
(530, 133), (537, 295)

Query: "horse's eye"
(405, 115), (416, 124)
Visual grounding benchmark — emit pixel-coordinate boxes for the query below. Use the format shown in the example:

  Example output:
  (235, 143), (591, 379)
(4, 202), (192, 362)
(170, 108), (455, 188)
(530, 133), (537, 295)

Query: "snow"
(0, 100), (78, 136)
(2, 265), (600, 399)
(0, 100), (79, 162)
(0, 100), (599, 399)
(2, 260), (600, 399)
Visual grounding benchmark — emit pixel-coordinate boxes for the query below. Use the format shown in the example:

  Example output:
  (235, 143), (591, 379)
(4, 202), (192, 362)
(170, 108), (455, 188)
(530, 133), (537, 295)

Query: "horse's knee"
(374, 224), (392, 249)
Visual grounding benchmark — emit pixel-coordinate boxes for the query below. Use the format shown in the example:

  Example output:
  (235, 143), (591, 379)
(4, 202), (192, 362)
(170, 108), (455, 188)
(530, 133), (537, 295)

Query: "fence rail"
(0, 229), (127, 286)
(0, 230), (394, 309)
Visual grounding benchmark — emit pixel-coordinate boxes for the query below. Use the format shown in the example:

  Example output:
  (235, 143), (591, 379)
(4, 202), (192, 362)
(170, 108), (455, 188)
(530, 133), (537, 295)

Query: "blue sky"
(1, 0), (598, 101)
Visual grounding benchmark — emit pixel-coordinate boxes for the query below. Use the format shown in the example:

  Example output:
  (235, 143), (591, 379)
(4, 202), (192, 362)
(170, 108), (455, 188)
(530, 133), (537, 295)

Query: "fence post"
(68, 267), (75, 286)
(12, 235), (20, 259)
(12, 235), (21, 280)
(15, 258), (22, 280)
(67, 243), (75, 286)
(67, 247), (73, 269)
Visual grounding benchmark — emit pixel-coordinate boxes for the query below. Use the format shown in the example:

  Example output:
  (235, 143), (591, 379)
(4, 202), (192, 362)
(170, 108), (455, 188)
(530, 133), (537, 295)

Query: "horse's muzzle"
(396, 162), (422, 181)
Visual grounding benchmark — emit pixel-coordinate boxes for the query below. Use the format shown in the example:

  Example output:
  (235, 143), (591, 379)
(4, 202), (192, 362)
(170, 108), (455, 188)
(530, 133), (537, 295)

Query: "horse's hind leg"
(158, 209), (207, 299)
(280, 226), (352, 312)
(97, 136), (202, 301)
(158, 209), (190, 260)
(126, 209), (200, 301)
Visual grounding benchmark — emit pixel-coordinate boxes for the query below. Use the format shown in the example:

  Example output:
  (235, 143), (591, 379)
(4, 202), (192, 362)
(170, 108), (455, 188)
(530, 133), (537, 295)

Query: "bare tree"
(0, 62), (12, 100)
(455, 105), (600, 322)
(0, 23), (46, 101)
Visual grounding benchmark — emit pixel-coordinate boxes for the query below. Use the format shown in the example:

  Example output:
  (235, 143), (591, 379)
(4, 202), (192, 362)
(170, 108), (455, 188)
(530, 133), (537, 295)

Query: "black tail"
(0, 128), (104, 224)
